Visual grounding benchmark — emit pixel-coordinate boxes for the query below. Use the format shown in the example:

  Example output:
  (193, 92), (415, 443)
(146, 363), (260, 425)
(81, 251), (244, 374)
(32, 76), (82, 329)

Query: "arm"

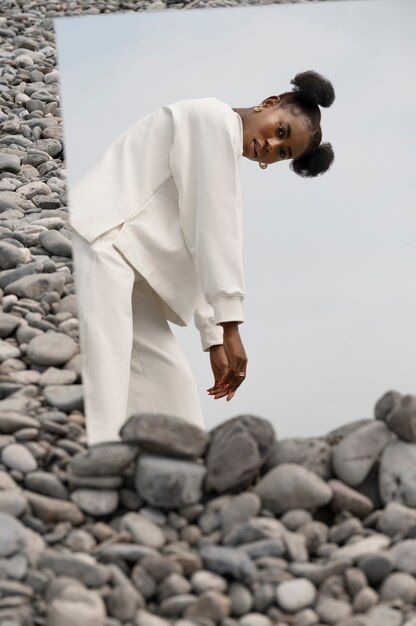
(169, 102), (246, 327)
(193, 291), (223, 352)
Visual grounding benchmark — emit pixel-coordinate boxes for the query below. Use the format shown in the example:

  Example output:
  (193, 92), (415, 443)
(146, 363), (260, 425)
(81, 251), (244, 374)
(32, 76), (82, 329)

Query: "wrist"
(221, 321), (240, 333)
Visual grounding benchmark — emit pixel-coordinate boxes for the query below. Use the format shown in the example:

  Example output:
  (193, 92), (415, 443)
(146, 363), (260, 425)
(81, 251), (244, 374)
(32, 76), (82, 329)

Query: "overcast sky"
(54, 0), (416, 438)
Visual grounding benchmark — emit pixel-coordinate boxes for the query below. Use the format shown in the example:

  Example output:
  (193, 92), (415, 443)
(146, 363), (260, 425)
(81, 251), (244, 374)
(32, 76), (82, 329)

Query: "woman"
(69, 70), (335, 446)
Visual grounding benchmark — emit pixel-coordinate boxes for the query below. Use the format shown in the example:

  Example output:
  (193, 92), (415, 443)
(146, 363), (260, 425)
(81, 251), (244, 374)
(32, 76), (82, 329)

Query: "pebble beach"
(0, 1), (415, 625)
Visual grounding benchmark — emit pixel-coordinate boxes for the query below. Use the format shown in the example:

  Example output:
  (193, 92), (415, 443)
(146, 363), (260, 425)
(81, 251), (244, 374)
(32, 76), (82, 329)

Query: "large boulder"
(205, 415), (276, 494)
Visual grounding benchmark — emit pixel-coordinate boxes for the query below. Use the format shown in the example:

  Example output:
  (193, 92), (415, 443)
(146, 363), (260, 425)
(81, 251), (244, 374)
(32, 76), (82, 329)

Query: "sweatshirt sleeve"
(169, 102), (246, 326)
(193, 292), (224, 352)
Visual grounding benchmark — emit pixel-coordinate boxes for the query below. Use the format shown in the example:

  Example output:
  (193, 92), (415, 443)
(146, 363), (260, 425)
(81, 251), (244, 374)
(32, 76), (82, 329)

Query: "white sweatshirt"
(68, 97), (246, 351)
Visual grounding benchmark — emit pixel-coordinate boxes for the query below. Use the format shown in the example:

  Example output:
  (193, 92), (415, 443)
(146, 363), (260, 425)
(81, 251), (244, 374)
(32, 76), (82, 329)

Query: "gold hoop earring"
(259, 162), (268, 170)
(254, 105), (264, 112)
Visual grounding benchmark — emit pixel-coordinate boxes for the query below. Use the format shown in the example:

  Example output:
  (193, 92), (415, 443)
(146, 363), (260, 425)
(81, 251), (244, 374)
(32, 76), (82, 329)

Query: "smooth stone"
(43, 384), (84, 411)
(95, 543), (158, 563)
(366, 605), (403, 626)
(135, 610), (171, 626)
(38, 366), (77, 386)
(24, 471), (68, 499)
(297, 520), (329, 554)
(315, 597), (352, 624)
(221, 492), (261, 538)
(0, 340), (21, 361)
(379, 571), (416, 603)
(120, 412), (209, 458)
(374, 390), (402, 422)
(70, 489), (119, 516)
(205, 415), (276, 494)
(330, 518), (363, 545)
(254, 463), (332, 514)
(237, 614), (272, 626)
(227, 581), (253, 617)
(24, 491), (84, 525)
(377, 501), (416, 538)
(39, 550), (111, 587)
(0, 512), (26, 557)
(199, 544), (256, 583)
(252, 583), (275, 613)
(0, 153), (21, 173)
(385, 394), (416, 442)
(0, 489), (28, 516)
(357, 551), (395, 586)
(379, 440), (416, 506)
(106, 563), (145, 620)
(223, 517), (287, 546)
(330, 534), (390, 562)
(191, 570), (228, 593)
(328, 479), (374, 518)
(120, 512), (166, 548)
(331, 421), (391, 486)
(264, 437), (332, 480)
(26, 331), (78, 366)
(66, 472), (123, 489)
(47, 580), (106, 626)
(239, 538), (286, 559)
(289, 559), (351, 586)
(0, 312), (22, 337)
(275, 577), (317, 612)
(1, 443), (37, 473)
(0, 241), (31, 270)
(344, 567), (370, 598)
(65, 529), (97, 552)
(4, 272), (66, 300)
(70, 442), (138, 476)
(388, 539), (416, 575)
(135, 453), (206, 509)
(280, 528), (308, 562)
(182, 589), (231, 622)
(352, 586), (379, 612)
(38, 228), (72, 257)
(280, 509), (313, 531)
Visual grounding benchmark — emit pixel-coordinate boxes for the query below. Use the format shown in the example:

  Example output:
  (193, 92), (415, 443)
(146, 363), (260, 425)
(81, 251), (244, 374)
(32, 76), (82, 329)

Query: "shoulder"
(165, 97), (237, 131)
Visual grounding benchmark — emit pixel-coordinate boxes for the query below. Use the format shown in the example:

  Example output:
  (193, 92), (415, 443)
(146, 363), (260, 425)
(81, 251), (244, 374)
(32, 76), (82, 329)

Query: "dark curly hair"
(278, 70), (335, 178)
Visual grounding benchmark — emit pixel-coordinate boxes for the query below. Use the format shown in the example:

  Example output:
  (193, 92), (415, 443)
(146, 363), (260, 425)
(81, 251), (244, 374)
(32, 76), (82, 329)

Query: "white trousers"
(71, 223), (205, 446)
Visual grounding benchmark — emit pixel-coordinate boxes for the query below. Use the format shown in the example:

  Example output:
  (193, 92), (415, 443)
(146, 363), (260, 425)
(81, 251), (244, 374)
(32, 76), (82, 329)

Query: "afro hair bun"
(290, 70), (335, 108)
(290, 142), (334, 178)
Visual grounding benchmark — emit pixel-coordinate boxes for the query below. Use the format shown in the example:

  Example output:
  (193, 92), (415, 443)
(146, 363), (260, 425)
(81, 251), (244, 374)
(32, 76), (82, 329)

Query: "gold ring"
(238, 372), (245, 377)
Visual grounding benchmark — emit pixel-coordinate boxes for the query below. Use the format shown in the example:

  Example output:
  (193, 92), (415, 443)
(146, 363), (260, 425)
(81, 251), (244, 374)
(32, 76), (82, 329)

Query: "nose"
(266, 137), (281, 154)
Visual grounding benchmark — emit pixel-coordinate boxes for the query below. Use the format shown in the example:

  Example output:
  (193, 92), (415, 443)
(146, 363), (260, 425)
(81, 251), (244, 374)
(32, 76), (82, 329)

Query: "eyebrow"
(287, 123), (291, 138)
(288, 146), (292, 158)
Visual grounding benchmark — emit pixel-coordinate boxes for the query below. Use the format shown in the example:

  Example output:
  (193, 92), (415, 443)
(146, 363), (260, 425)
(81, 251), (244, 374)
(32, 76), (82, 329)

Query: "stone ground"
(1, 1), (416, 625)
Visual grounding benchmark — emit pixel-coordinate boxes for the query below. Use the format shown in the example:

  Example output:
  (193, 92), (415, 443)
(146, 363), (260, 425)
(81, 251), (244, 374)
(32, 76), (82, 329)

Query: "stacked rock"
(1, 395), (416, 626)
(1, 2), (416, 626)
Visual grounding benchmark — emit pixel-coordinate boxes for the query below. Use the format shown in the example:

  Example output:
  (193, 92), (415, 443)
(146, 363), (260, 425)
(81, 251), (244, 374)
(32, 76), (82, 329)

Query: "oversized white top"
(68, 97), (246, 351)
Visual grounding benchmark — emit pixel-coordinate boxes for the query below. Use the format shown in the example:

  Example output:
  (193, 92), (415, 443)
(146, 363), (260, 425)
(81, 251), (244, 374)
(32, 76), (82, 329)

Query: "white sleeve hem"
(210, 295), (245, 326)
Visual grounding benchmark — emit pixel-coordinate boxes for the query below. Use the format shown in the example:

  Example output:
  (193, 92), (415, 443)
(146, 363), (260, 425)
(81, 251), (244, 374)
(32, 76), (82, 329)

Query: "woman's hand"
(207, 323), (247, 401)
(207, 344), (229, 398)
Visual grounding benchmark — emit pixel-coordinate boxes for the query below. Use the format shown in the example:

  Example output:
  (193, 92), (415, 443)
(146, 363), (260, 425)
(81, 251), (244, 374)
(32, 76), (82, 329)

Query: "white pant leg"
(126, 278), (205, 431)
(71, 225), (205, 447)
(71, 224), (136, 445)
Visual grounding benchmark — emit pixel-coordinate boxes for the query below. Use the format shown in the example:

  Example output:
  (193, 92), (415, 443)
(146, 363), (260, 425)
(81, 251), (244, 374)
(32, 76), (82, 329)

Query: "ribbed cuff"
(211, 295), (245, 326)
(199, 321), (224, 352)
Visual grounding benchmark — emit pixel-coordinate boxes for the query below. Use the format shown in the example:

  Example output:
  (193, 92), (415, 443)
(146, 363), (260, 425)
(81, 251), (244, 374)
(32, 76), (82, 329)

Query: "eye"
(276, 123), (285, 139)
(279, 148), (286, 159)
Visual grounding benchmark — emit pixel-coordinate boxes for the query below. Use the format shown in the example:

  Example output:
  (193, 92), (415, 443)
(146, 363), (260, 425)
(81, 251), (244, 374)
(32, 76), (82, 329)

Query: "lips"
(250, 139), (257, 158)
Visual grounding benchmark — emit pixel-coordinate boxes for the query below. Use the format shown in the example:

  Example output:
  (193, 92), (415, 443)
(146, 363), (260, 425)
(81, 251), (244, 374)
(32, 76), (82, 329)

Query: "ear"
(261, 95), (281, 108)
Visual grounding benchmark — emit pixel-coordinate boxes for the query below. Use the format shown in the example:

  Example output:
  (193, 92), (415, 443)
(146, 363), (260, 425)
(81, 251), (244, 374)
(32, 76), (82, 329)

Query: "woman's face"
(239, 96), (311, 165)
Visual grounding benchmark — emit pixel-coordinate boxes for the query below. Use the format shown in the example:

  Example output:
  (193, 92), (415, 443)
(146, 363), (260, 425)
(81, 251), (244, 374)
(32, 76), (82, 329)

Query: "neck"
(232, 107), (251, 120)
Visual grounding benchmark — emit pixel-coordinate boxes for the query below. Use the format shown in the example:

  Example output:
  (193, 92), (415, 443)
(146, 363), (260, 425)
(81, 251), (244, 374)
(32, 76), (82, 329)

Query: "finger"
(208, 383), (230, 396)
(209, 371), (231, 392)
(227, 388), (237, 401)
